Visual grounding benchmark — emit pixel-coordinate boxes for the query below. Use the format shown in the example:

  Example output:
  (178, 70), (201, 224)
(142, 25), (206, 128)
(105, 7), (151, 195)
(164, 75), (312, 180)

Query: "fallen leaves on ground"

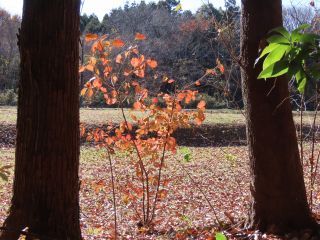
(2, 144), (319, 239)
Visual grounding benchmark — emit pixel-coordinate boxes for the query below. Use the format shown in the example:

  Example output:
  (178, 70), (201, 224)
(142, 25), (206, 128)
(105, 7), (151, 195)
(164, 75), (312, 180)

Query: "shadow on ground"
(2, 123), (317, 148)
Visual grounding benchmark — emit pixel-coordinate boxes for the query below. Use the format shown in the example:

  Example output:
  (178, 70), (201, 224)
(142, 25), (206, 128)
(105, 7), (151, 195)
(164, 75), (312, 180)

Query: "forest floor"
(1, 107), (320, 239)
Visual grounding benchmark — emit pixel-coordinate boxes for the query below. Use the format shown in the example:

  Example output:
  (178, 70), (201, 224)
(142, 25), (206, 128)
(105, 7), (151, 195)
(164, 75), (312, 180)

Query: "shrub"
(0, 89), (18, 106)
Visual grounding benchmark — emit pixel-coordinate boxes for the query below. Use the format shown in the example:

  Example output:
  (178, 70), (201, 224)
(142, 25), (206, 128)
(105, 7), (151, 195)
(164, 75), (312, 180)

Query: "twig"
(177, 161), (224, 229)
(107, 149), (118, 239)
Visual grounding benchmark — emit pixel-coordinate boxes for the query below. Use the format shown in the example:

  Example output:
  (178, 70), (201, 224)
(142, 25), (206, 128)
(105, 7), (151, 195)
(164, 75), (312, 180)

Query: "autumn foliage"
(79, 33), (224, 236)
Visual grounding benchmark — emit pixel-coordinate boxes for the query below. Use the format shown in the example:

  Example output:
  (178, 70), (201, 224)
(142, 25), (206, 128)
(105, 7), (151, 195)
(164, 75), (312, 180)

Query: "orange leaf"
(100, 87), (107, 93)
(104, 66), (112, 76)
(124, 69), (131, 76)
(197, 100), (206, 109)
(107, 98), (117, 105)
(131, 58), (140, 68)
(112, 39), (125, 48)
(116, 54), (122, 63)
(146, 59), (158, 69)
(216, 58), (225, 73)
(91, 40), (104, 52)
(133, 101), (142, 110)
(79, 66), (86, 73)
(195, 111), (205, 125)
(87, 88), (94, 98)
(134, 69), (145, 78)
(85, 33), (98, 42)
(111, 90), (117, 98)
(80, 88), (87, 96)
(166, 137), (176, 152)
(135, 33), (147, 40)
(93, 78), (102, 88)
(218, 64), (225, 73)
(206, 69), (216, 75)
(85, 82), (92, 88)
(177, 93), (185, 101)
(111, 75), (118, 84)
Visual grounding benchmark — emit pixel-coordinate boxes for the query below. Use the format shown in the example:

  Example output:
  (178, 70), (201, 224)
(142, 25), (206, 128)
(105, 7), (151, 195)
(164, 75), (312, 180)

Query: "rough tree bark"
(240, 0), (316, 233)
(0, 0), (82, 239)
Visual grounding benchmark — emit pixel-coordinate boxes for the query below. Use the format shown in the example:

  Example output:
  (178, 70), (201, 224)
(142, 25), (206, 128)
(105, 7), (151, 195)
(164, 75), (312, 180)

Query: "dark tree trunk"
(240, 0), (316, 233)
(0, 1), (82, 239)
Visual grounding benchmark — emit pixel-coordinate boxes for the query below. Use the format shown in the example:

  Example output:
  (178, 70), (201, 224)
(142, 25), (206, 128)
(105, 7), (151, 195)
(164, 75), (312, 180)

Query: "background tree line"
(0, 0), (318, 109)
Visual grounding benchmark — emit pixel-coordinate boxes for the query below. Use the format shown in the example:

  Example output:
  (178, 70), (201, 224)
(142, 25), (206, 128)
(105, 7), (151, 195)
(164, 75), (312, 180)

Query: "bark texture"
(240, 0), (316, 233)
(0, 0), (82, 239)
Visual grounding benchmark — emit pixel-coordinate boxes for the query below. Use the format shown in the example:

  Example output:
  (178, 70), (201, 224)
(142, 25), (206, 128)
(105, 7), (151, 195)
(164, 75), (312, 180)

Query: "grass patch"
(1, 107), (319, 126)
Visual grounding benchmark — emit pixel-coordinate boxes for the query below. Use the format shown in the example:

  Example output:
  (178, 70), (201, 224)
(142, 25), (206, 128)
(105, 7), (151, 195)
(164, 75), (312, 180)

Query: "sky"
(0, 0), (314, 21)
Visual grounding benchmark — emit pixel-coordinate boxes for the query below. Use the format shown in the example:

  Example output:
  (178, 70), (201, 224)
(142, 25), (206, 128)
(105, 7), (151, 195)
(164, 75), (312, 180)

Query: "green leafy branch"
(257, 24), (320, 93)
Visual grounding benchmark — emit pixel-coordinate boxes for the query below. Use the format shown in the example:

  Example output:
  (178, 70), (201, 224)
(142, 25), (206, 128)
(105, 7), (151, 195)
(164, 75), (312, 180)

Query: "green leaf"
(258, 43), (285, 60)
(295, 69), (307, 93)
(215, 232), (227, 240)
(292, 33), (318, 44)
(180, 147), (192, 163)
(258, 61), (289, 79)
(271, 26), (290, 40)
(292, 24), (311, 33)
(262, 44), (289, 69)
(184, 153), (191, 162)
(267, 34), (290, 44)
(174, 3), (182, 11)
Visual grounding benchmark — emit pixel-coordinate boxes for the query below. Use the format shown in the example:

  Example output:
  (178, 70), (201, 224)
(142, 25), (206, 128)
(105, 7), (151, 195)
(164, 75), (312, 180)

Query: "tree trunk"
(0, 1), (82, 239)
(240, 0), (316, 233)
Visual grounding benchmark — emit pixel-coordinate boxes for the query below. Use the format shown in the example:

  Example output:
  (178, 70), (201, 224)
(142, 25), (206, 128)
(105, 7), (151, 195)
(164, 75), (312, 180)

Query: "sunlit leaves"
(85, 33), (98, 42)
(91, 40), (104, 52)
(115, 54), (122, 63)
(80, 88), (87, 96)
(135, 33), (147, 41)
(257, 25), (320, 93)
(87, 88), (94, 98)
(216, 59), (225, 74)
(197, 100), (206, 110)
(215, 232), (227, 240)
(133, 101), (142, 110)
(131, 57), (143, 68)
(146, 59), (158, 69)
(80, 34), (207, 228)
(112, 39), (125, 48)
(93, 78), (102, 88)
(79, 65), (86, 73)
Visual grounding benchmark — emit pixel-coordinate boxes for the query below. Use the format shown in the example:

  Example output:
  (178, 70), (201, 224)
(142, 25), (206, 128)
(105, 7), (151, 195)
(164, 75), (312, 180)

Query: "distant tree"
(196, 3), (223, 21)
(101, 13), (112, 34)
(224, 0), (240, 20)
(0, 0), (82, 239)
(0, 9), (20, 90)
(80, 13), (89, 33)
(79, 1), (239, 107)
(84, 14), (101, 33)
